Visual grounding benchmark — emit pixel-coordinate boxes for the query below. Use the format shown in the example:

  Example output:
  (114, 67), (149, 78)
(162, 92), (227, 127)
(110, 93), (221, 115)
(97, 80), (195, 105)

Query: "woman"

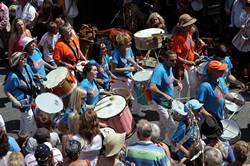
(8, 19), (31, 64)
(146, 12), (167, 32)
(74, 110), (103, 166)
(80, 63), (112, 106)
(4, 52), (37, 135)
(89, 43), (116, 90)
(171, 13), (198, 99)
(0, 129), (11, 166)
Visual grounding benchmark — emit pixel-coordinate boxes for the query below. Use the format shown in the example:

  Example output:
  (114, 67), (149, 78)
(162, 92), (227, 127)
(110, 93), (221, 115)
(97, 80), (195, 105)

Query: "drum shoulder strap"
(61, 36), (79, 61)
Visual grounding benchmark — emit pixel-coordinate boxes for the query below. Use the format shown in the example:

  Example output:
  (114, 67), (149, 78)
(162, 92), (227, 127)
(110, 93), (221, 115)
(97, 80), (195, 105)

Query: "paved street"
(0, 58), (249, 146)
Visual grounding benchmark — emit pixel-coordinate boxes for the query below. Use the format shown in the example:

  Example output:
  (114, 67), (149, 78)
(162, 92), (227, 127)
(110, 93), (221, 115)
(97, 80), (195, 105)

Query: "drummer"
(196, 60), (244, 120)
(53, 22), (86, 70)
(88, 43), (117, 90)
(79, 63), (113, 106)
(146, 12), (168, 33)
(149, 50), (182, 140)
(171, 99), (210, 159)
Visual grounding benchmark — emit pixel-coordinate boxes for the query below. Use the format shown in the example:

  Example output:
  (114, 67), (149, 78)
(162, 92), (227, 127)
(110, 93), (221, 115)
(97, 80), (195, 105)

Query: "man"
(125, 119), (171, 166)
(196, 60), (243, 120)
(15, 0), (37, 30)
(150, 50), (182, 140)
(53, 22), (86, 70)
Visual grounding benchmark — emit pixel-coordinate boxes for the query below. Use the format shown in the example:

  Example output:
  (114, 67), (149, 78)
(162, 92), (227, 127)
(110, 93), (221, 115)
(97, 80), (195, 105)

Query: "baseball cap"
(207, 60), (228, 73)
(35, 143), (52, 162)
(185, 99), (203, 111)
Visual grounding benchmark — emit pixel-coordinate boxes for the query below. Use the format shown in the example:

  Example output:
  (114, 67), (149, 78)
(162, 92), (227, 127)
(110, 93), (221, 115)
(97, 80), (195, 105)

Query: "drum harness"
(61, 36), (80, 64)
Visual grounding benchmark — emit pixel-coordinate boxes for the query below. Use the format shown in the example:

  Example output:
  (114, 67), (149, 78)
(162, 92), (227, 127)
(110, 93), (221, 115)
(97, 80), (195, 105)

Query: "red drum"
(43, 67), (77, 98)
(94, 95), (134, 136)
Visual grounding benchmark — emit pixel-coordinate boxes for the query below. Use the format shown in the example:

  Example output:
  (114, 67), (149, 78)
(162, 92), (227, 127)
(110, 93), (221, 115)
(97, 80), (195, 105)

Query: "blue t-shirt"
(28, 48), (46, 76)
(196, 77), (229, 119)
(4, 65), (34, 101)
(8, 136), (21, 152)
(221, 56), (233, 79)
(112, 47), (133, 78)
(150, 63), (174, 103)
(79, 79), (100, 105)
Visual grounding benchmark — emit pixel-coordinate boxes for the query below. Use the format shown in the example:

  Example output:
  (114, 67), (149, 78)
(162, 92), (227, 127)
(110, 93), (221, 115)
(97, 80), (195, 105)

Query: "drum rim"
(225, 92), (245, 112)
(44, 67), (69, 88)
(134, 28), (165, 38)
(133, 69), (153, 82)
(112, 88), (131, 100)
(94, 94), (127, 119)
(220, 119), (241, 142)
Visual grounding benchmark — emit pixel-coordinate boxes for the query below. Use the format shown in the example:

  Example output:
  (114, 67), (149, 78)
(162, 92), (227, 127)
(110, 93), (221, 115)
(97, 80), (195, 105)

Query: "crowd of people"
(0, 0), (249, 166)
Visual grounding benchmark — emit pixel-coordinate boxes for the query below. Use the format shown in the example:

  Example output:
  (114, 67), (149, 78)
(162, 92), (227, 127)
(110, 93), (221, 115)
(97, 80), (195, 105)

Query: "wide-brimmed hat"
(185, 99), (203, 111)
(201, 115), (223, 138)
(10, 52), (27, 68)
(178, 13), (197, 27)
(22, 36), (37, 50)
(207, 60), (228, 73)
(103, 132), (126, 157)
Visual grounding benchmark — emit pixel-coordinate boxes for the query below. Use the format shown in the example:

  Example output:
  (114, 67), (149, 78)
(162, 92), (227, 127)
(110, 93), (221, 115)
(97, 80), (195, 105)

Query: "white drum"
(133, 69), (153, 82)
(171, 100), (188, 121)
(225, 92), (245, 113)
(220, 119), (241, 144)
(35, 93), (64, 114)
(43, 67), (77, 97)
(134, 28), (164, 50)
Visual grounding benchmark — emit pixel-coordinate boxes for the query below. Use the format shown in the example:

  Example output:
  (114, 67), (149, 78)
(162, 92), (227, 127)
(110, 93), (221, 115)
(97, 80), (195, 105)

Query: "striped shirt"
(125, 141), (171, 166)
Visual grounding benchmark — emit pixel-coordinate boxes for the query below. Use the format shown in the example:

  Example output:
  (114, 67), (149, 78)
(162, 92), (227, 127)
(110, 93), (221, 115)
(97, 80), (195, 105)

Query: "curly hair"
(35, 111), (52, 131)
(8, 152), (24, 166)
(146, 12), (165, 28)
(79, 110), (100, 143)
(0, 129), (9, 158)
(234, 140), (250, 163)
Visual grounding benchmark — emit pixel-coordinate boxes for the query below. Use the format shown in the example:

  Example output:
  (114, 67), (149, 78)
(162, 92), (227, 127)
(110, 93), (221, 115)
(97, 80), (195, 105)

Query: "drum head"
(76, 61), (88, 72)
(43, 67), (68, 88)
(35, 93), (63, 114)
(134, 28), (164, 38)
(133, 69), (153, 82)
(100, 127), (116, 138)
(172, 100), (188, 116)
(220, 119), (240, 142)
(225, 92), (245, 113)
(94, 95), (126, 119)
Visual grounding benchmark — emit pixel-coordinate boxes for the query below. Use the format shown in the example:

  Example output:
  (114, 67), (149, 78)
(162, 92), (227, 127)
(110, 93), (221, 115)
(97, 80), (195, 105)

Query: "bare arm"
(227, 73), (246, 89)
(4, 91), (21, 108)
(150, 83), (173, 101)
(111, 62), (134, 73)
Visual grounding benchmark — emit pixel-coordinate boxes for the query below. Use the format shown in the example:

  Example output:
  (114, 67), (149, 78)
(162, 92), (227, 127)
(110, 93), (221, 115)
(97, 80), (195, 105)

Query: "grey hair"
(59, 22), (72, 35)
(137, 119), (152, 138)
(146, 12), (165, 27)
(204, 146), (223, 166)
(150, 122), (160, 142)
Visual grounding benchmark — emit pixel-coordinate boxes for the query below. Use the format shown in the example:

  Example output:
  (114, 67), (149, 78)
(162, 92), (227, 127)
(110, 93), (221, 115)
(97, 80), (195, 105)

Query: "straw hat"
(10, 52), (26, 68)
(178, 13), (197, 27)
(103, 132), (126, 157)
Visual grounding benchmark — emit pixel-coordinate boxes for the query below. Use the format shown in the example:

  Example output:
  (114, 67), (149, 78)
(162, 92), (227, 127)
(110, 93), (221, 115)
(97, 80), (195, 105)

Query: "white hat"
(103, 132), (126, 157)
(22, 36), (36, 50)
(9, 52), (26, 68)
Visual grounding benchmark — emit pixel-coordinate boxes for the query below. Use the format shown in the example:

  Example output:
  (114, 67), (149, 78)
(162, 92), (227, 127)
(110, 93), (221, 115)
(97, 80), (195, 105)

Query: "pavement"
(0, 58), (250, 147)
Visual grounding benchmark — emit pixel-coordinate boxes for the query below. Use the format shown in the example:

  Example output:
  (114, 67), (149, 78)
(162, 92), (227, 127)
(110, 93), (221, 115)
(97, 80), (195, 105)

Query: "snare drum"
(134, 28), (164, 50)
(94, 95), (134, 136)
(171, 100), (188, 122)
(43, 67), (77, 97)
(35, 93), (64, 114)
(112, 88), (132, 108)
(225, 92), (245, 113)
(220, 119), (241, 144)
(133, 69), (153, 105)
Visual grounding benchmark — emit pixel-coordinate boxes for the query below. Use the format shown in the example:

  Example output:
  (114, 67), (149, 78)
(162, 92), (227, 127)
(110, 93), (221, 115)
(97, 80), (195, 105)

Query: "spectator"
(0, 128), (11, 166)
(204, 146), (223, 166)
(229, 140), (250, 166)
(34, 143), (54, 166)
(8, 152), (24, 166)
(23, 137), (38, 166)
(125, 119), (171, 166)
(64, 139), (90, 165)
(8, 18), (31, 63)
(146, 12), (167, 32)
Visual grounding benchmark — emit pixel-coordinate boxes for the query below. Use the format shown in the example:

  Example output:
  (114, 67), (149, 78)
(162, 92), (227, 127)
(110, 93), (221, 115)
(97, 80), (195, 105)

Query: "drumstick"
(175, 96), (191, 100)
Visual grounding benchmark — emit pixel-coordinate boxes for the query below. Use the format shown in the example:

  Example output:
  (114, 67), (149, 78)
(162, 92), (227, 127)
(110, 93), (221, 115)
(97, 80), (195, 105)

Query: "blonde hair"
(8, 152), (24, 166)
(116, 32), (131, 46)
(68, 112), (80, 135)
(146, 12), (165, 28)
(68, 87), (87, 114)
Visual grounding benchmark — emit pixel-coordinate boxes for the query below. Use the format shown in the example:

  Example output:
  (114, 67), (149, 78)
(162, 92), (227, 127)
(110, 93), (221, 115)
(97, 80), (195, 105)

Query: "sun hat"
(185, 99), (203, 111)
(10, 52), (27, 68)
(65, 140), (81, 158)
(207, 60), (228, 73)
(201, 115), (223, 138)
(35, 143), (52, 162)
(22, 36), (37, 50)
(178, 13), (197, 27)
(103, 132), (126, 157)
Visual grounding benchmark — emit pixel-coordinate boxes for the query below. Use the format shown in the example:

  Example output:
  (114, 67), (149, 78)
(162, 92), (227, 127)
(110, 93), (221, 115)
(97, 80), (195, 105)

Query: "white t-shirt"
(50, 132), (61, 148)
(15, 2), (36, 22)
(38, 32), (60, 62)
(0, 152), (11, 166)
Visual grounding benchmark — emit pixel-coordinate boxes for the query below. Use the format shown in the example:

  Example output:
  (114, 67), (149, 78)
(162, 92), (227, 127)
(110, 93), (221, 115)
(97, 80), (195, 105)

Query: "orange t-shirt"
(171, 33), (195, 68)
(53, 34), (81, 65)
